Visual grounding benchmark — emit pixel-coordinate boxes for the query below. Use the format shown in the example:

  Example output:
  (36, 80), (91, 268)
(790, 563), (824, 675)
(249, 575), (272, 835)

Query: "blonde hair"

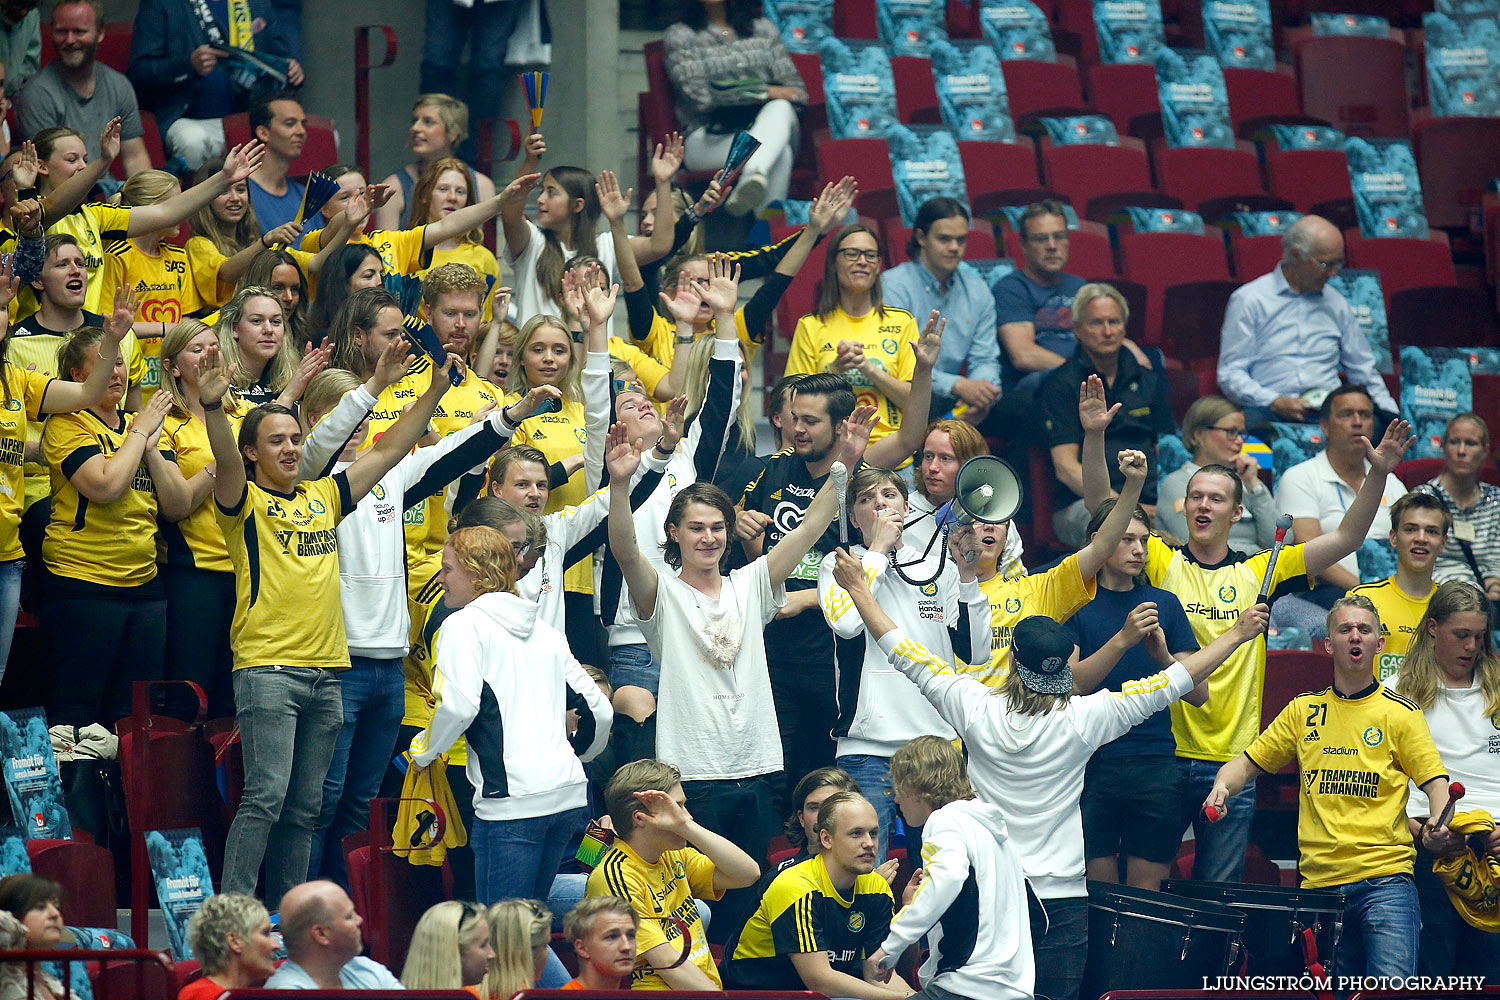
(215, 286), (296, 394)
(447, 526), (519, 597)
(402, 901), (488, 990)
(562, 895), (636, 946)
(1001, 663), (1070, 715)
(889, 735), (975, 809)
(506, 314), (582, 403)
(412, 93), (470, 149)
(186, 893), (269, 978)
(811, 790), (872, 843)
(1072, 282), (1130, 325)
(159, 319), (216, 419)
(190, 163), (261, 256)
(1181, 395), (1240, 455)
(1395, 581), (1500, 718)
(1326, 593), (1380, 637)
(118, 168), (180, 208)
(604, 759), (681, 836)
(300, 368), (362, 430)
(479, 899), (550, 1000)
(683, 333), (754, 451)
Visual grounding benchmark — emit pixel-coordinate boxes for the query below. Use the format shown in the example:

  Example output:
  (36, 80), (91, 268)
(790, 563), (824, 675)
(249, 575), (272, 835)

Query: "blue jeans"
(472, 804), (590, 904)
(1034, 895), (1089, 1000)
(837, 754), (922, 865)
(311, 656), (405, 886)
(609, 642), (659, 697)
(420, 0), (525, 121)
(1333, 873), (1421, 979)
(1178, 757), (1255, 882)
(0, 559), (22, 685)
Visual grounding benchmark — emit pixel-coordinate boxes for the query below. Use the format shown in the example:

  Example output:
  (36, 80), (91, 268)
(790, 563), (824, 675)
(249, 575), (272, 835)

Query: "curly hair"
(889, 735), (975, 810)
(446, 526), (518, 597)
(186, 893), (269, 977)
(421, 261), (487, 309)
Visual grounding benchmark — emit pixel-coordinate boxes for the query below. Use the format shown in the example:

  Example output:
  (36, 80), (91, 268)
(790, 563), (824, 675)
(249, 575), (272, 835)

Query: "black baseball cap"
(1012, 616), (1075, 696)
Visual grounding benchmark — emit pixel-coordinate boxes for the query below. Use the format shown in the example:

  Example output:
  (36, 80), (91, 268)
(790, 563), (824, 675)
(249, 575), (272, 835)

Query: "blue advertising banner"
(966, 257), (1018, 291)
(1269, 123), (1346, 149)
(1400, 346), (1473, 458)
(992, 201), (1082, 230)
(1202, 0), (1275, 70)
(0, 827), (29, 876)
(1435, 0), (1500, 14)
(1345, 137), (1429, 238)
(1310, 12), (1391, 35)
(1155, 48), (1235, 149)
(888, 125), (969, 225)
(1094, 0), (1165, 63)
(877, 0), (948, 56)
(930, 39), (1017, 141)
(761, 0), (833, 53)
(820, 38), (900, 138)
(1327, 269), (1392, 374)
(1424, 12), (1500, 117)
(0, 708), (70, 840)
(1040, 114), (1120, 144)
(1124, 207), (1206, 232)
(147, 828), (214, 961)
(1233, 209), (1302, 235)
(979, 0), (1057, 60)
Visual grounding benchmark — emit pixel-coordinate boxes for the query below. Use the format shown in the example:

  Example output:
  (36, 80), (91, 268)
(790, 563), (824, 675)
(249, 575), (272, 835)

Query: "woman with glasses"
(783, 225), (921, 453)
(1157, 395), (1279, 554)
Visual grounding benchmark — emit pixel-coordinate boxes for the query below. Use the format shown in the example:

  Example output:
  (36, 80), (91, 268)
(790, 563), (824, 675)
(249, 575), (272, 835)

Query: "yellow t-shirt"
(215, 476), (352, 671)
(505, 392), (592, 593)
(419, 242), (500, 323)
(0, 365), (52, 561)
(637, 305), (758, 366)
(973, 553), (1096, 687)
(586, 840), (724, 990)
(1245, 684), (1446, 888)
(183, 235), (319, 309)
(1350, 577), (1436, 682)
(362, 357), (504, 563)
(783, 307), (918, 445)
(17, 203), (133, 320)
(158, 406), (244, 574)
(609, 337), (671, 402)
(403, 554), (467, 765)
(302, 225), (430, 275)
(101, 240), (214, 395)
(1145, 534), (1311, 762)
(43, 408), (164, 587)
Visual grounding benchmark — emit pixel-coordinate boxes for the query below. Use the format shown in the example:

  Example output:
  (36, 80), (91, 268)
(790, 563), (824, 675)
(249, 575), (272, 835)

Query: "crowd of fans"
(0, 0), (1492, 998)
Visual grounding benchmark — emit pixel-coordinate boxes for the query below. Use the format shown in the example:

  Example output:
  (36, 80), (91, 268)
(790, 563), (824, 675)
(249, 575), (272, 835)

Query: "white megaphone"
(933, 456), (1024, 530)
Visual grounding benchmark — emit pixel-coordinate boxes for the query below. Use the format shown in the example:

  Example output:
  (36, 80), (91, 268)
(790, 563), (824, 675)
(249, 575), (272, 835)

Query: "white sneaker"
(723, 173), (766, 216)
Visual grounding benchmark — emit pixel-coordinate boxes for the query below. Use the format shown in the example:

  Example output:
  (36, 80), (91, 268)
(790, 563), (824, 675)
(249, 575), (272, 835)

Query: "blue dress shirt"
(883, 259), (1000, 398)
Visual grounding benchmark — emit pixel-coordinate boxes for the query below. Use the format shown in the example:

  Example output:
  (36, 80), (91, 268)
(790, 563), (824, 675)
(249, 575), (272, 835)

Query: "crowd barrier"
(0, 947), (173, 1000)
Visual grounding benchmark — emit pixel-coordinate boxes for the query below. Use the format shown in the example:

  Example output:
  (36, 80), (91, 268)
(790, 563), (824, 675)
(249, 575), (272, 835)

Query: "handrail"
(354, 25), (399, 181)
(0, 948), (173, 1000)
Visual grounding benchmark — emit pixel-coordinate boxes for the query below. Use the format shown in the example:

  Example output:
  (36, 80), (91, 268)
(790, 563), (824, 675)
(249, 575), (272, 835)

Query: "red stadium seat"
(1084, 63), (1161, 134)
(1411, 117), (1500, 230)
(788, 51), (826, 109)
(1344, 231), (1457, 310)
(891, 56), (941, 123)
(1119, 231), (1232, 342)
(1041, 141), (1152, 220)
(223, 111), (340, 180)
(816, 137), (898, 221)
(957, 138), (1042, 194)
(1053, 0), (1100, 64)
(834, 0), (879, 37)
(885, 218), (997, 264)
(118, 727), (227, 879)
(1295, 35), (1411, 138)
(1265, 148), (1353, 213)
(345, 800), (456, 970)
(1083, 191), (1182, 227)
(1001, 223), (1118, 276)
(26, 839), (116, 928)
(1475, 375), (1500, 454)
(769, 223), (830, 373)
(1154, 147), (1266, 214)
(1389, 286), (1500, 349)
(1230, 233), (1284, 280)
(1161, 280), (1241, 371)
(1000, 60), (1088, 124)
(1223, 65), (1304, 134)
(1196, 194), (1294, 226)
(1396, 457), (1500, 489)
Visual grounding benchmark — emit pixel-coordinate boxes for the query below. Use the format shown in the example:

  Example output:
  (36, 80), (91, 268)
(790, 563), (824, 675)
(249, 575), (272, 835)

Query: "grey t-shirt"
(17, 62), (145, 144)
(263, 956), (404, 990)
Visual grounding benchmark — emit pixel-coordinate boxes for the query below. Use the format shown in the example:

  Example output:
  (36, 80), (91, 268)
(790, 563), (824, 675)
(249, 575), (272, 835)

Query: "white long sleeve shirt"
(880, 798), (1034, 1000)
(878, 628), (1192, 899)
(819, 545), (990, 757)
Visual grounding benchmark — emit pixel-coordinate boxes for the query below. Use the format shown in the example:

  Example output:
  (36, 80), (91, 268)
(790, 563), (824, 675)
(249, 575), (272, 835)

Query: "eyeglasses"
(1208, 425), (1245, 440)
(1301, 251), (1344, 272)
(837, 248), (881, 263)
(1024, 232), (1070, 246)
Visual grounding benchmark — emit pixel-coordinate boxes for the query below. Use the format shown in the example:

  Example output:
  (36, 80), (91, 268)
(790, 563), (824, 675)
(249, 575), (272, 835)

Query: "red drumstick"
(1202, 803), (1224, 823)
(1435, 781), (1466, 830)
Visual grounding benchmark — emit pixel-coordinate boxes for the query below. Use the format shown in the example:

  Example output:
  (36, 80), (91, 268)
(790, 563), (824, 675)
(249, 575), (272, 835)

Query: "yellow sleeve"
(1272, 542), (1310, 589)
(83, 203), (131, 241)
(297, 230), (321, 254)
(610, 337), (669, 399)
(1244, 699), (1299, 774)
(18, 366), (53, 421)
(390, 227), (431, 275)
(1144, 533), (1174, 584)
(783, 315), (821, 377)
(97, 249), (123, 321)
(683, 847), (726, 901)
(1394, 707), (1448, 789)
(185, 236), (232, 306)
(1034, 553), (1097, 621)
(893, 313), (918, 381)
(41, 411), (96, 470)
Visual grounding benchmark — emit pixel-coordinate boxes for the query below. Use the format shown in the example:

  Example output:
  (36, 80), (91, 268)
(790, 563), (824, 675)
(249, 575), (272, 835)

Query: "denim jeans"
(608, 642), (659, 697)
(837, 754), (922, 865)
(1178, 757), (1255, 882)
(222, 666), (343, 910)
(472, 804), (590, 905)
(420, 0), (525, 121)
(1033, 895), (1089, 1000)
(1333, 872), (1421, 979)
(0, 559), (22, 685)
(311, 656), (405, 886)
(1415, 847), (1500, 977)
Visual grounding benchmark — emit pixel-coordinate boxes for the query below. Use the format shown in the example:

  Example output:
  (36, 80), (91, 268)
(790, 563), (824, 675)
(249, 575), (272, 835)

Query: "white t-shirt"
(504, 217), (619, 325)
(636, 557), (786, 782)
(1274, 449), (1405, 578)
(1381, 673), (1500, 820)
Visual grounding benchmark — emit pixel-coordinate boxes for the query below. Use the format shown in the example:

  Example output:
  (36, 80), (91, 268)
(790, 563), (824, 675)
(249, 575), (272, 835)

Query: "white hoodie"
(409, 591), (613, 821)
(880, 798), (1034, 1000)
(877, 628), (1192, 899)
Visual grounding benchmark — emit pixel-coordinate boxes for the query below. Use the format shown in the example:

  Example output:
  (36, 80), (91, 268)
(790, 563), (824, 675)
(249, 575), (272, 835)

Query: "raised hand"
(836, 404), (878, 469)
(694, 172), (726, 216)
(220, 141), (266, 185)
(701, 254), (740, 313)
(1232, 452), (1261, 491)
(1231, 602), (1271, 643)
(659, 282), (703, 325)
(98, 117), (122, 162)
(343, 187), (373, 232)
(808, 175), (857, 234)
(1078, 374), (1121, 434)
(832, 547), (872, 596)
(130, 388), (174, 441)
(1365, 417), (1415, 475)
(595, 170), (632, 224)
(104, 285), (138, 344)
(364, 183), (394, 211)
(584, 281), (621, 329)
(500, 173), (543, 210)
(650, 132), (685, 183)
(283, 342), (332, 400)
(631, 788), (692, 834)
(521, 130), (546, 165)
(874, 857), (900, 887)
(511, 384), (564, 422)
(1118, 448), (1148, 484)
(262, 222), (304, 248)
(559, 266), (588, 324)
(605, 420), (645, 482)
(436, 352), (466, 389)
(197, 345), (231, 405)
(946, 523), (980, 580)
(736, 508), (772, 542)
(491, 284), (512, 322)
(10, 141), (38, 190)
(371, 334), (409, 392)
(660, 395), (689, 451)
(913, 310), (944, 371)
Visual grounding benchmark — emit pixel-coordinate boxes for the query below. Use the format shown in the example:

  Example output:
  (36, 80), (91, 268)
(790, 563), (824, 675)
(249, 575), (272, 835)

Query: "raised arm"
(1302, 419), (1414, 579)
(63, 389), (170, 505)
(597, 169), (644, 295)
(773, 176), (857, 281)
(628, 134), (686, 265)
(342, 356), (459, 501)
(197, 348), (245, 508)
(36, 125), (117, 220)
(633, 788), (759, 891)
(500, 168), (544, 261)
(423, 185), (508, 249)
(1150, 602), (1269, 688)
(126, 142), (265, 237)
(38, 284), (130, 413)
(765, 471), (840, 588)
(1076, 448), (1147, 580)
(1078, 375), (1119, 514)
(605, 423), (660, 618)
(864, 310), (942, 470)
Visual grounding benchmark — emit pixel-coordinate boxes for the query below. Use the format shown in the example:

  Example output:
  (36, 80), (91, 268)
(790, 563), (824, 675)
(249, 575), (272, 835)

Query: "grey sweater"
(663, 18), (807, 133)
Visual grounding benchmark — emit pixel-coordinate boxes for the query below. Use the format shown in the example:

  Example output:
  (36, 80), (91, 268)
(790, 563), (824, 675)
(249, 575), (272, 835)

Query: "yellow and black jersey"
(1349, 577), (1436, 682)
(503, 392), (592, 593)
(1144, 534), (1311, 762)
(973, 553), (1096, 688)
(1245, 682), (1447, 889)
(586, 840), (724, 991)
(215, 474), (353, 671)
(183, 235), (319, 308)
(402, 554), (467, 765)
(783, 306), (918, 446)
(301, 225), (430, 275)
(101, 240), (213, 395)
(0, 364), (52, 561)
(158, 406), (244, 573)
(43, 408), (167, 587)
(724, 854), (894, 990)
(360, 357), (504, 563)
(16, 203), (131, 320)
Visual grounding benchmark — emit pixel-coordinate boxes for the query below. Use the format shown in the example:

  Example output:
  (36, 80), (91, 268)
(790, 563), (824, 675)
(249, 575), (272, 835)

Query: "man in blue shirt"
(992, 200), (1087, 398)
(1066, 498), (1200, 892)
(245, 90), (306, 230)
(884, 196), (1001, 425)
(1217, 214), (1397, 428)
(263, 880), (404, 990)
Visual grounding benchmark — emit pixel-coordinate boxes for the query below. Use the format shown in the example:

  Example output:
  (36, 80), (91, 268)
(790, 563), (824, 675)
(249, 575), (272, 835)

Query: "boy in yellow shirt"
(1351, 492), (1448, 681)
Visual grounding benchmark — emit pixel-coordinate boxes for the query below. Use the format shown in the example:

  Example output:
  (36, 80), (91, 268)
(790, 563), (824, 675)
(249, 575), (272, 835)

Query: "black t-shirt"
(1037, 345), (1173, 506)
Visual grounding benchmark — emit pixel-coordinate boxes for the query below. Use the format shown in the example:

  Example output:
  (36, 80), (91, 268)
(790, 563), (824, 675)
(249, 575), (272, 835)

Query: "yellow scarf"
(392, 759), (468, 867)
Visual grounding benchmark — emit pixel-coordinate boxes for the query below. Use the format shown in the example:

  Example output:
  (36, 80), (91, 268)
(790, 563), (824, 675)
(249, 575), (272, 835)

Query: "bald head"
(1281, 215), (1345, 293)
(279, 880), (353, 959)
